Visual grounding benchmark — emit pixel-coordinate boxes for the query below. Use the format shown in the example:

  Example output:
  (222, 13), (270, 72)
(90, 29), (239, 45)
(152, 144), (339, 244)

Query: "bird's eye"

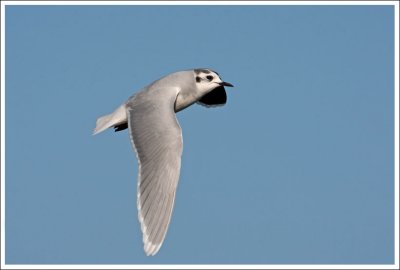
(206, 75), (214, 81)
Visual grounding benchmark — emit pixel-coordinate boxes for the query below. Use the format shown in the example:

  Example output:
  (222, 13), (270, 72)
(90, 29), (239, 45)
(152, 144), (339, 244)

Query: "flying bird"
(93, 69), (233, 256)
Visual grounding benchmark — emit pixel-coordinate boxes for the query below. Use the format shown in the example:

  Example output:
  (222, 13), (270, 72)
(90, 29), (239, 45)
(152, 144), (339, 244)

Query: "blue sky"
(4, 4), (395, 264)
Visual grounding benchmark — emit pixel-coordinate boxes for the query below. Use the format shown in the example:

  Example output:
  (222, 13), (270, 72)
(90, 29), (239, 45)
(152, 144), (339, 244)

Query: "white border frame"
(0, 1), (398, 5)
(1, 1), (398, 269)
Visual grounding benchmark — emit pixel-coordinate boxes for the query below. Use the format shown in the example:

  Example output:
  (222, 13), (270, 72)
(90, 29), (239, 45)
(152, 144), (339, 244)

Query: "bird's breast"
(174, 92), (199, 112)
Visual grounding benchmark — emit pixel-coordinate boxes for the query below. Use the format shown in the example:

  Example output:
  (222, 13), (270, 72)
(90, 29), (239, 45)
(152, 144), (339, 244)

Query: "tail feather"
(93, 114), (113, 135)
(93, 104), (127, 135)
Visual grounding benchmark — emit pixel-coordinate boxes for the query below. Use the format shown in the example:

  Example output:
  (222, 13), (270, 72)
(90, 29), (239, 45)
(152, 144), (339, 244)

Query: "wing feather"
(197, 85), (227, 108)
(126, 87), (182, 256)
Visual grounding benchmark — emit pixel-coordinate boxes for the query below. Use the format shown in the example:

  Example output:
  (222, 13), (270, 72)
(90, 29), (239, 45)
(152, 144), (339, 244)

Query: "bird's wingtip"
(144, 242), (162, 256)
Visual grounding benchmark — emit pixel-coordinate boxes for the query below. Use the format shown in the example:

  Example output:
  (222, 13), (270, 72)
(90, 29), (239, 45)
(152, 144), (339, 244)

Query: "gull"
(93, 68), (233, 256)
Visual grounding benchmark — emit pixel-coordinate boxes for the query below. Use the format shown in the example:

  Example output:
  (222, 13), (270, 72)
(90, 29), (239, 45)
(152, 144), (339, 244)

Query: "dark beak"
(220, 81), (234, 87)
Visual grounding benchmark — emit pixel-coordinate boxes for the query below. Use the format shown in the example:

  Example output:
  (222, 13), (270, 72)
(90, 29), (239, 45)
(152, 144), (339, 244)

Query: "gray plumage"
(93, 69), (233, 256)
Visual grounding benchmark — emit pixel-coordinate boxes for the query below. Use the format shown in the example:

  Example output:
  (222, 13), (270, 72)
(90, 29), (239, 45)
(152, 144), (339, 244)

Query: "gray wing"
(126, 87), (183, 256)
(197, 85), (227, 108)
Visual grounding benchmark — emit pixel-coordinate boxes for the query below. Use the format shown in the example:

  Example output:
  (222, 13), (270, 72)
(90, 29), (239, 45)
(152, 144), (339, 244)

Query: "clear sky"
(4, 4), (395, 265)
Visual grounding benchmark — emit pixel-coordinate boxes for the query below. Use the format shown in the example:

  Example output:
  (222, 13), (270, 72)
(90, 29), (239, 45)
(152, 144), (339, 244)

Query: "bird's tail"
(93, 104), (128, 135)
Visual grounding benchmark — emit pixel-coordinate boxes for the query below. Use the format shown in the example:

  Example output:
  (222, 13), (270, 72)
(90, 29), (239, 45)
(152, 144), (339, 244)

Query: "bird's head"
(193, 68), (234, 94)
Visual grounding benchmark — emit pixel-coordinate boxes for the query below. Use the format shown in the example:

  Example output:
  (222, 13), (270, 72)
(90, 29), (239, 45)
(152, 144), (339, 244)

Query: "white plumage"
(94, 69), (233, 255)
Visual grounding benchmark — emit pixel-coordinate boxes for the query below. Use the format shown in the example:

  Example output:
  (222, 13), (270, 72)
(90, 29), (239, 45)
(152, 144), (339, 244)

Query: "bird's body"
(93, 69), (233, 256)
